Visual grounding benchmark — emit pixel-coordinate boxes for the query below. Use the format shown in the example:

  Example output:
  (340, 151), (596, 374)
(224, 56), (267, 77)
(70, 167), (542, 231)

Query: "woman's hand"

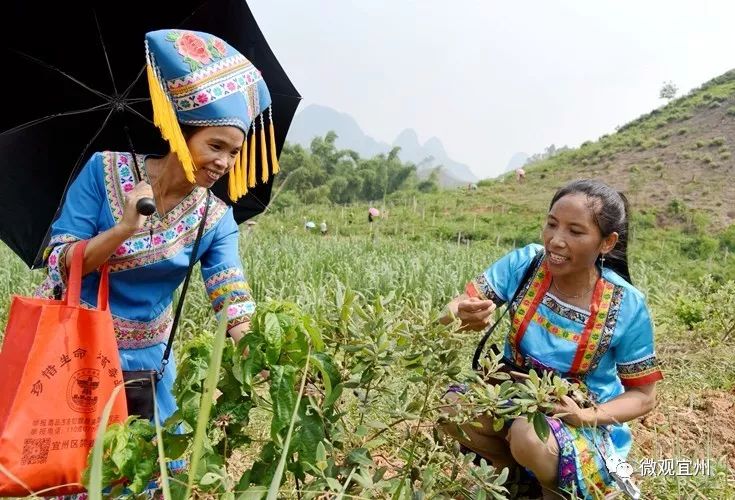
(120, 181), (154, 234)
(455, 296), (497, 331)
(551, 395), (589, 427)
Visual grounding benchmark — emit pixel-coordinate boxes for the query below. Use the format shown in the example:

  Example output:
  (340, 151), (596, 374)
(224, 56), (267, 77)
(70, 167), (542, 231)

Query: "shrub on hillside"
(680, 234), (719, 259)
(720, 224), (735, 252)
(672, 275), (735, 342)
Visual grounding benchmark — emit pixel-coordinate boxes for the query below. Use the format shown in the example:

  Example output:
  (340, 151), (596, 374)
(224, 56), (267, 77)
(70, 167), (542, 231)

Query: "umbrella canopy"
(0, 0), (301, 268)
(368, 207), (380, 217)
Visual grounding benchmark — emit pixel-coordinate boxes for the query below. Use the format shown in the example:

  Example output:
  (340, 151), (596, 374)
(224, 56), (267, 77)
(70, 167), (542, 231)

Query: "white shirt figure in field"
(320, 221), (327, 236)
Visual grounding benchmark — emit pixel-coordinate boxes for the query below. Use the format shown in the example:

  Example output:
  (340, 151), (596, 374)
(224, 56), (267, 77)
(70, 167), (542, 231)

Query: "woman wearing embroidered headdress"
(440, 180), (663, 499)
(33, 29), (281, 471)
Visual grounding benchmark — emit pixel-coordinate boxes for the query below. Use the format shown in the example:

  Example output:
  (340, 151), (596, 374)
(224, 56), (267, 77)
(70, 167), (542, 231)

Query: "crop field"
(0, 198), (734, 499)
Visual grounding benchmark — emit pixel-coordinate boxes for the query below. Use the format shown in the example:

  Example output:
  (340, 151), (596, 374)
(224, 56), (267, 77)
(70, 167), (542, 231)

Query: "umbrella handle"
(136, 197), (156, 216)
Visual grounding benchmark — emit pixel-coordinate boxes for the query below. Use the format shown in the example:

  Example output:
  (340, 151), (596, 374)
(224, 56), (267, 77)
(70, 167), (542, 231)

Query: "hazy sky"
(249, 0), (735, 179)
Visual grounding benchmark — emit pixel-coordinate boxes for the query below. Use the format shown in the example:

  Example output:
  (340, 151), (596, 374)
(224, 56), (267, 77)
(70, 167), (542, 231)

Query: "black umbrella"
(0, 0), (301, 268)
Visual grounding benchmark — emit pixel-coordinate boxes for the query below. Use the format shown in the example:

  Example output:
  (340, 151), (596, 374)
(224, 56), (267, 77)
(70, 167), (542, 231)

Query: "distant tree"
(659, 81), (678, 101)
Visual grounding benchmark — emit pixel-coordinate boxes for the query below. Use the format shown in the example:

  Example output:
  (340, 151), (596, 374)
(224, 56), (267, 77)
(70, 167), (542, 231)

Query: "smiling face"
(186, 126), (245, 188)
(542, 193), (618, 278)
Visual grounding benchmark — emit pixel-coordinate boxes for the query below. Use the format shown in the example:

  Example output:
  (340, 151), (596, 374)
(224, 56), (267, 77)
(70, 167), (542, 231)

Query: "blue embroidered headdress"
(145, 29), (279, 201)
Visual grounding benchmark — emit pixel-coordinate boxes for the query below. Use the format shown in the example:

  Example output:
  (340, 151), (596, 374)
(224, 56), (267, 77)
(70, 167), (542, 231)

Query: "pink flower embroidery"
(196, 92), (209, 104)
(212, 38), (227, 56)
(119, 156), (128, 165)
(116, 246), (127, 256)
(176, 32), (211, 65)
(226, 81), (236, 91)
(227, 305), (238, 316)
(48, 254), (57, 266)
(123, 183), (134, 192)
(153, 235), (163, 245)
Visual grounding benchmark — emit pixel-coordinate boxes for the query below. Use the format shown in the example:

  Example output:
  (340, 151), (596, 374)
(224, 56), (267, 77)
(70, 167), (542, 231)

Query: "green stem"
(266, 346), (312, 500)
(393, 379), (438, 499)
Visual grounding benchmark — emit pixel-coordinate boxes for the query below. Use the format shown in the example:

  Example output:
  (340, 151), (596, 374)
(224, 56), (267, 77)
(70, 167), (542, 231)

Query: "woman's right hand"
(455, 297), (497, 331)
(120, 181), (154, 234)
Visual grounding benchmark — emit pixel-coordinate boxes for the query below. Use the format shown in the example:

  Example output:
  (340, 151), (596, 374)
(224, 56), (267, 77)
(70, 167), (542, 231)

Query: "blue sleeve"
(612, 290), (664, 387)
(200, 206), (255, 330)
(34, 153), (104, 298)
(467, 243), (543, 305)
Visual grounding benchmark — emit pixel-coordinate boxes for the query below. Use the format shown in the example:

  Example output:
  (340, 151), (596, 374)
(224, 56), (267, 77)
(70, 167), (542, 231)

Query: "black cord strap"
(472, 250), (544, 370)
(160, 189), (211, 377)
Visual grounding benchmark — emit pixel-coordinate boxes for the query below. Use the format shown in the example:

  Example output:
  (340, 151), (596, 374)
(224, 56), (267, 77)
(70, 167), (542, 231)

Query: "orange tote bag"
(0, 240), (128, 496)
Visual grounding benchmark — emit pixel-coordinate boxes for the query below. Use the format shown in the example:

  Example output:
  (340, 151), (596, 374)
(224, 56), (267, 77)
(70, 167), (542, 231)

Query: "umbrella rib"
(120, 65), (147, 101)
(32, 107), (116, 268)
(76, 108), (116, 167)
(124, 104), (154, 125)
(93, 10), (119, 95)
(0, 103), (112, 137)
(11, 50), (112, 101)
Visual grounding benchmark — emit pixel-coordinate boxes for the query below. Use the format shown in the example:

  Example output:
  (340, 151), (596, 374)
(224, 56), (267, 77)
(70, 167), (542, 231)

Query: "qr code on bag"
(20, 437), (51, 465)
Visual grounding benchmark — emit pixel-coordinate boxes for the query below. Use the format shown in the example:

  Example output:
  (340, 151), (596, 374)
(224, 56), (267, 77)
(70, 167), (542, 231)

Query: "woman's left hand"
(551, 395), (589, 427)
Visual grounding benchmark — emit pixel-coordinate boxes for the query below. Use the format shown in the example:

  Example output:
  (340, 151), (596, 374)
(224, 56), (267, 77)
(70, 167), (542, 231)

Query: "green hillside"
(506, 69), (735, 228)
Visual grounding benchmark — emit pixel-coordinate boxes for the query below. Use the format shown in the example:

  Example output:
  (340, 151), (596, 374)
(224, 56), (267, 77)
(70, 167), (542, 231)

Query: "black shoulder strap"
(472, 250), (544, 370)
(159, 189), (211, 376)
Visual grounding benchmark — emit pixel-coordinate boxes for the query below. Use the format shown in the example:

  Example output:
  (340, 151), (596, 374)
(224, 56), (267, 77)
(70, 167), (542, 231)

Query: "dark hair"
(179, 124), (199, 139)
(549, 179), (632, 284)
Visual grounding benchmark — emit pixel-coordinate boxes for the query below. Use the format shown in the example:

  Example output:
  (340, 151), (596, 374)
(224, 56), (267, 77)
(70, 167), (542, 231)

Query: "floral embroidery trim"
(586, 285), (624, 373)
(166, 30), (227, 72)
(101, 152), (229, 272)
(168, 61), (261, 113)
(205, 267), (255, 329)
(467, 274), (504, 305)
(35, 236), (80, 298)
(570, 280), (615, 374)
(113, 305), (173, 350)
(617, 355), (663, 387)
(541, 294), (589, 324)
(222, 301), (256, 330)
(167, 54), (255, 93)
(508, 260), (552, 365)
(43, 233), (79, 262)
(547, 418), (615, 497)
(532, 311), (581, 343)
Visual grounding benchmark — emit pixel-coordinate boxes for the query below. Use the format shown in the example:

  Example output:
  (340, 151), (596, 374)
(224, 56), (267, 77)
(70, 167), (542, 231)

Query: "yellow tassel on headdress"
(146, 62), (196, 183)
(238, 137), (248, 198)
(228, 153), (240, 201)
(269, 118), (280, 175)
(260, 116), (269, 184)
(248, 125), (257, 188)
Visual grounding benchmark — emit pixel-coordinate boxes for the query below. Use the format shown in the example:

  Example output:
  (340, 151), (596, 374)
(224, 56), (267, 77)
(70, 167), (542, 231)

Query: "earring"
(600, 254), (606, 271)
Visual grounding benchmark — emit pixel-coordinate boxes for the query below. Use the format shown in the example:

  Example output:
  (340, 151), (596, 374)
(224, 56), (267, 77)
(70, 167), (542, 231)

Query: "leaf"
(263, 312), (284, 364)
(495, 466), (509, 485)
(311, 352), (341, 398)
(269, 365), (297, 438)
(531, 411), (550, 443)
(326, 477), (342, 491)
(492, 417), (505, 432)
(236, 486), (268, 500)
(291, 401), (325, 464)
(200, 471), (222, 486)
(347, 448), (373, 467)
(324, 382), (343, 409)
